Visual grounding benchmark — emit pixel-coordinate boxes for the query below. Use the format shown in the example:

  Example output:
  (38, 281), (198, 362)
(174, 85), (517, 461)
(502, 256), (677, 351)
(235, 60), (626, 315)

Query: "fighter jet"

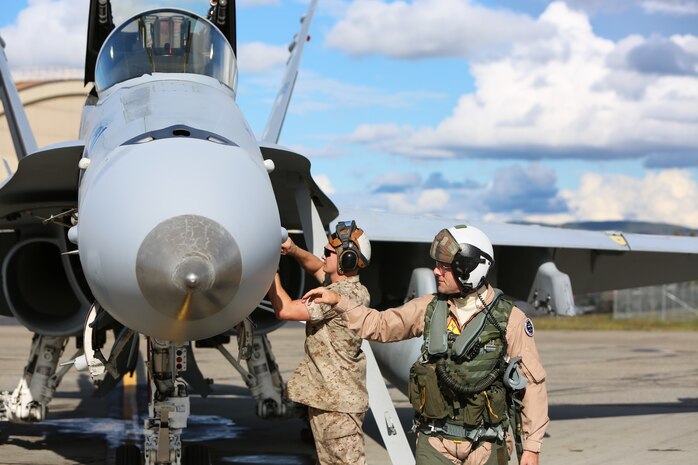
(0, 1), (697, 464)
(0, 1), (344, 463)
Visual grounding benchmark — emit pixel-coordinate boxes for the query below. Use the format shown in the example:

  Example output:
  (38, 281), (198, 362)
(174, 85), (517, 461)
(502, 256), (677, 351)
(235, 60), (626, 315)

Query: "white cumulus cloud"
(237, 42), (289, 73)
(347, 2), (698, 163)
(641, 0), (698, 15)
(1, 0), (88, 68)
(526, 169), (698, 228)
(326, 0), (551, 59)
(313, 174), (336, 195)
(384, 188), (450, 214)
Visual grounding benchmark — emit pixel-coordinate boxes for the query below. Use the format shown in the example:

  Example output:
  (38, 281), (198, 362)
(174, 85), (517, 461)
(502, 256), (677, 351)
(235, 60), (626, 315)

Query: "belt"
(417, 419), (505, 443)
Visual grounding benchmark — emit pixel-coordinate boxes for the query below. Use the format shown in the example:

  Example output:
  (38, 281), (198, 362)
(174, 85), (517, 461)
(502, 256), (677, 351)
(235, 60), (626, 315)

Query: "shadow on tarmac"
(550, 398), (698, 420)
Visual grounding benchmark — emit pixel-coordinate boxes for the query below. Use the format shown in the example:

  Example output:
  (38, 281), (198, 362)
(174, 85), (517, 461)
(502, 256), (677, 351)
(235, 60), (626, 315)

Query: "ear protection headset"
(329, 220), (369, 274)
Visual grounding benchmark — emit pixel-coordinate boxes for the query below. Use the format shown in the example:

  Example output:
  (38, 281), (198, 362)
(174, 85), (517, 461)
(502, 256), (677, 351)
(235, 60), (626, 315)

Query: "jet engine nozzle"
(136, 214), (242, 322)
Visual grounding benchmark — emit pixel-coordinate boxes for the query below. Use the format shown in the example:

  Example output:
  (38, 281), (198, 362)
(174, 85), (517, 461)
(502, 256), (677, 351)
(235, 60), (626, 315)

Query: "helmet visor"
(430, 229), (460, 263)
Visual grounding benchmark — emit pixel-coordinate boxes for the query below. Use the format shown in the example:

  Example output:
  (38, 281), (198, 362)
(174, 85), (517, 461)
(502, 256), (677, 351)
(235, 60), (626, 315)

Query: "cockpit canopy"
(95, 9), (237, 92)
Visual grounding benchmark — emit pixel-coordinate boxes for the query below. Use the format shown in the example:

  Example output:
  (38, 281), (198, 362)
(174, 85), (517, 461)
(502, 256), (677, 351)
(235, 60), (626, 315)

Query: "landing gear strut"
(0, 334), (78, 423)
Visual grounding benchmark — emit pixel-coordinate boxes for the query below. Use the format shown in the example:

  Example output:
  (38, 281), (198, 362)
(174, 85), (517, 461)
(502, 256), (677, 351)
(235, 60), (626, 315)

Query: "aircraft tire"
(115, 444), (142, 465)
(183, 444), (211, 465)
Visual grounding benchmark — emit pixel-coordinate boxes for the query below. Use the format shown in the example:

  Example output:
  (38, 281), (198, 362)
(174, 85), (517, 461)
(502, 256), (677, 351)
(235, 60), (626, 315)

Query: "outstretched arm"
(283, 237), (326, 283)
(268, 273), (310, 321)
(303, 288), (430, 342)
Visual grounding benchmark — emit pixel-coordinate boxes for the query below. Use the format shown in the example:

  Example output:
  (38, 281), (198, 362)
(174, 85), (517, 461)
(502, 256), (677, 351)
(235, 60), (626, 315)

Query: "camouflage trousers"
(308, 406), (366, 465)
(416, 432), (511, 465)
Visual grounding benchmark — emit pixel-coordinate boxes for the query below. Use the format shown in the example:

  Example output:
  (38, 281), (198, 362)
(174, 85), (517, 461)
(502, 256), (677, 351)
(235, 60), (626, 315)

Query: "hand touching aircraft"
(1, 1), (697, 465)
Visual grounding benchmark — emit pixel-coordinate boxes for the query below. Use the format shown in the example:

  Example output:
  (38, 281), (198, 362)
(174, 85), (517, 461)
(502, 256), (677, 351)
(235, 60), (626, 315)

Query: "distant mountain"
(514, 220), (696, 236)
(560, 221), (696, 236)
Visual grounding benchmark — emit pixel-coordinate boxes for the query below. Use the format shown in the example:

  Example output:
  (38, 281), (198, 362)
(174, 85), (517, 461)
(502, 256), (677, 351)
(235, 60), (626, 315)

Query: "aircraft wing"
(340, 207), (695, 251)
(338, 207), (698, 308)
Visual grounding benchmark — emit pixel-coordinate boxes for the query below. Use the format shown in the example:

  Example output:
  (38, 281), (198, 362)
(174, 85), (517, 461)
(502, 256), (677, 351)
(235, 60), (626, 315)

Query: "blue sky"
(1, 0), (697, 227)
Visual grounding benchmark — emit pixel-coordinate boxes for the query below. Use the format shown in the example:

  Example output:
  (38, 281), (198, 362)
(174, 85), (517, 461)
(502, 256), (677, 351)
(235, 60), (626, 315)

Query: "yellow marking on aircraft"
(177, 292), (192, 321)
(607, 232), (628, 247)
(123, 370), (137, 420)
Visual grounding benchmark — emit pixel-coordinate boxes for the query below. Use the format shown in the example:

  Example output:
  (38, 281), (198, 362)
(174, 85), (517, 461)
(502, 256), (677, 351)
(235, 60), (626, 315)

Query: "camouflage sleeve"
(306, 301), (337, 322)
(306, 280), (368, 323)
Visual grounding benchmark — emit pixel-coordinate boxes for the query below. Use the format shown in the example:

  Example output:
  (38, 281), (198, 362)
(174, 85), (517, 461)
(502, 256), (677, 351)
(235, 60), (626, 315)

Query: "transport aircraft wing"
(339, 207), (698, 315)
(327, 208), (698, 404)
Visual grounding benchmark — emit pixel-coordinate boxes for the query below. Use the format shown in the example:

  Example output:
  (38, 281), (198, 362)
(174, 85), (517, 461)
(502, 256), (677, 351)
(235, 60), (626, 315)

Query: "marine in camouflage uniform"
(268, 222), (372, 465)
(289, 276), (370, 465)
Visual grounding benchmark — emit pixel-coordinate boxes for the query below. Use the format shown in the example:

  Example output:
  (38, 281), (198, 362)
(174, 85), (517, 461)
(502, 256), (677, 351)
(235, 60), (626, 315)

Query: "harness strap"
(419, 419), (506, 443)
(427, 300), (449, 356)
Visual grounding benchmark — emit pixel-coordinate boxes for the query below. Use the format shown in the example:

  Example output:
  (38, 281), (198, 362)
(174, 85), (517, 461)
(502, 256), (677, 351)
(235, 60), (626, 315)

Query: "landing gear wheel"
(115, 444), (142, 465)
(183, 444), (211, 465)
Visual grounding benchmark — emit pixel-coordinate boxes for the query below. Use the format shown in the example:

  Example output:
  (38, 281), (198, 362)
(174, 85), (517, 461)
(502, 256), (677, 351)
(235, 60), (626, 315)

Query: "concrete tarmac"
(0, 318), (696, 464)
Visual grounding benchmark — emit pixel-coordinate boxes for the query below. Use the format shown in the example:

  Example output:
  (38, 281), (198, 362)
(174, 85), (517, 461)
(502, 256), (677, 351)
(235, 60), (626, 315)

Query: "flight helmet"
(329, 220), (371, 274)
(430, 225), (494, 292)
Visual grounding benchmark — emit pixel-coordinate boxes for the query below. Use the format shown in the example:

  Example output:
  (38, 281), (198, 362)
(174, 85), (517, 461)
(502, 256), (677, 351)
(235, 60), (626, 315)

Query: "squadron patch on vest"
(524, 319), (535, 337)
(447, 317), (461, 335)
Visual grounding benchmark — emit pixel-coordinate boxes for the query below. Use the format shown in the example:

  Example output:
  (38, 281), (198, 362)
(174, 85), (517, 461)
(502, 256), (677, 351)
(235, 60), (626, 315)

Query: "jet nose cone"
(136, 214), (242, 322)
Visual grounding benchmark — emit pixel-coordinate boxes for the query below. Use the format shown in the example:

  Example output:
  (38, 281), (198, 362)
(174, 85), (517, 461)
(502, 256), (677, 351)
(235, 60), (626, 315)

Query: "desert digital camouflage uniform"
(285, 275), (370, 465)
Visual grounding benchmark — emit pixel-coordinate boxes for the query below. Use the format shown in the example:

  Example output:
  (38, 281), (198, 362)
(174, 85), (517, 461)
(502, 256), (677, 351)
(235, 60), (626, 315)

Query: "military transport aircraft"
(0, 1), (697, 464)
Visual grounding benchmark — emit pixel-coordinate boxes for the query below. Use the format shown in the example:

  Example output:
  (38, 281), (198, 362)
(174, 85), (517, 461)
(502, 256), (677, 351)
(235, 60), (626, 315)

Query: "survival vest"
(408, 290), (513, 441)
